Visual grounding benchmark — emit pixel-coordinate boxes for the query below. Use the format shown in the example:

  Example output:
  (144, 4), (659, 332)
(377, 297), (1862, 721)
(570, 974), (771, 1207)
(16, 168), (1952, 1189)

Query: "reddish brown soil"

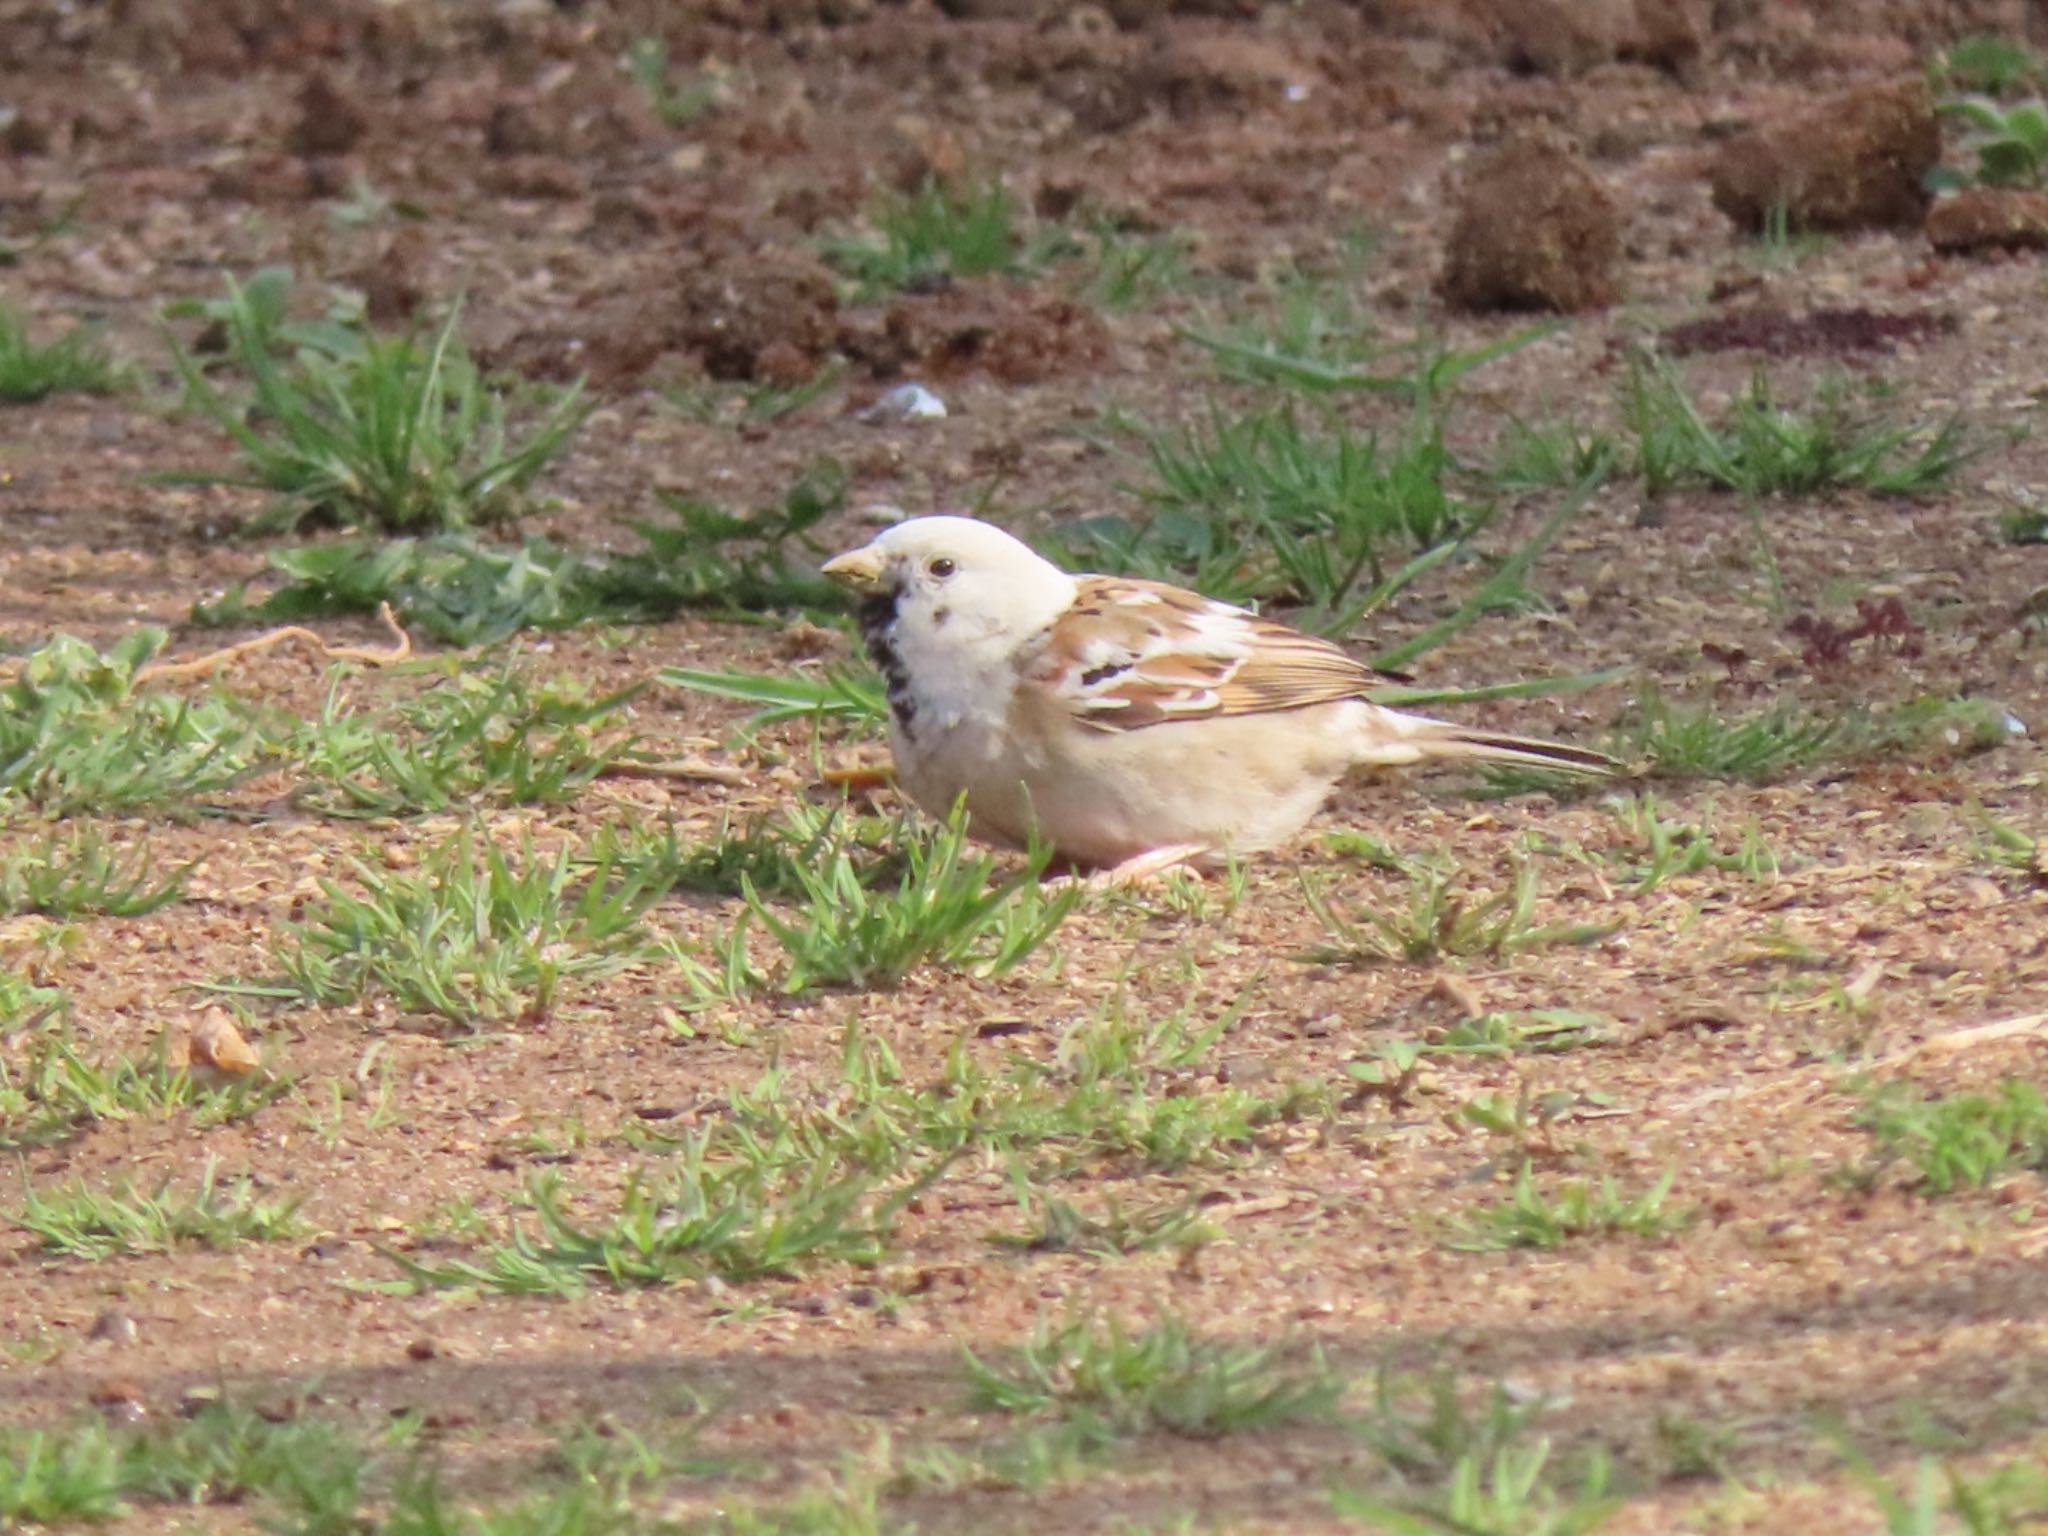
(1, 3), (2045, 1532)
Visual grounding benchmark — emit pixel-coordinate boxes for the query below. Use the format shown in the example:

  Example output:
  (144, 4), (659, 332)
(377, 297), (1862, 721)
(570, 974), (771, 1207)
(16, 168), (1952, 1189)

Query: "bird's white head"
(822, 515), (1078, 657)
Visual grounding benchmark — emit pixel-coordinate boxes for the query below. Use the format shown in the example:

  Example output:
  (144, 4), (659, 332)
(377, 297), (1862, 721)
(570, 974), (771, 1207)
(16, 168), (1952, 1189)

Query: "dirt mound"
(1441, 134), (1622, 313)
(839, 279), (1115, 384)
(1709, 76), (1938, 233)
(1927, 188), (2048, 252)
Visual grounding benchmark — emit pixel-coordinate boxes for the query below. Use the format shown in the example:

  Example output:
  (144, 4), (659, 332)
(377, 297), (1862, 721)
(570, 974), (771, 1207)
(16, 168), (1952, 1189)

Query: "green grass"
(1997, 498), (2048, 544)
(0, 629), (268, 815)
(1838, 1434), (2048, 1536)
(0, 826), (186, 916)
(1044, 428), (1607, 661)
(1492, 692), (2022, 797)
(292, 664), (641, 817)
(388, 1139), (905, 1296)
(1298, 856), (1615, 966)
(1492, 695), (1839, 793)
(2, 1409), (436, 1531)
(1491, 414), (1625, 492)
(1933, 34), (2048, 96)
(659, 662), (887, 739)
(1176, 254), (1549, 403)
(193, 459), (846, 645)
(1969, 806), (2044, 881)
(1935, 93), (2048, 189)
(965, 1314), (1347, 1440)
(1080, 220), (1195, 310)
(0, 972), (65, 1034)
(1120, 404), (1469, 613)
(0, 1023), (284, 1151)
(16, 1157), (305, 1258)
(167, 273), (588, 535)
(0, 303), (123, 402)
(822, 174), (1052, 296)
(889, 1419), (1114, 1497)
(1344, 1012), (1606, 1103)
(1332, 1439), (1619, 1535)
(1852, 1078), (2048, 1195)
(624, 33), (723, 126)
(662, 999), (1314, 1195)
(1603, 793), (1780, 891)
(588, 811), (855, 903)
(670, 806), (1081, 1002)
(1750, 200), (1836, 271)
(270, 828), (664, 1029)
(1443, 1164), (1686, 1252)
(661, 357), (850, 428)
(990, 1191), (1217, 1258)
(0, 1422), (128, 1525)
(2, 1404), (769, 1534)
(1625, 357), (1979, 499)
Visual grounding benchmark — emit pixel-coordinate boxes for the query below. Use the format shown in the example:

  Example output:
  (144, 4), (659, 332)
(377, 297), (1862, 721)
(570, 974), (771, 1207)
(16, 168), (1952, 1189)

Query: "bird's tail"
(1351, 707), (1614, 775)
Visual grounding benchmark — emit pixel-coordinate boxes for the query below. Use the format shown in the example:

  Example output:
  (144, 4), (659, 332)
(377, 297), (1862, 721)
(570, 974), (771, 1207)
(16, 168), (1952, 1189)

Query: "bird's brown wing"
(1020, 576), (1382, 732)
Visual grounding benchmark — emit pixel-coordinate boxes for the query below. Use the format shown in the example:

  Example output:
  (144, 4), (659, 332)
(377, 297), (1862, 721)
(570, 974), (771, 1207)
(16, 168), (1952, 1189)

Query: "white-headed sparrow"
(822, 516), (1609, 880)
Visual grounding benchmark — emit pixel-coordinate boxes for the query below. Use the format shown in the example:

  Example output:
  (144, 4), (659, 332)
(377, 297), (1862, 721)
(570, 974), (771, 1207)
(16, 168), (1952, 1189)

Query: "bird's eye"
(927, 557), (957, 579)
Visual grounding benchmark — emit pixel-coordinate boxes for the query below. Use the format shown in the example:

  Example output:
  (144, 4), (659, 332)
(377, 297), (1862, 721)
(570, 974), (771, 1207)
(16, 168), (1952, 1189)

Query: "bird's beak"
(821, 544), (886, 592)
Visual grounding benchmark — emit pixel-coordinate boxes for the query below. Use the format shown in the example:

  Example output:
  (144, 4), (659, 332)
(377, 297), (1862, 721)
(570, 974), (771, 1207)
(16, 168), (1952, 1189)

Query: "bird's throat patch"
(857, 589), (918, 736)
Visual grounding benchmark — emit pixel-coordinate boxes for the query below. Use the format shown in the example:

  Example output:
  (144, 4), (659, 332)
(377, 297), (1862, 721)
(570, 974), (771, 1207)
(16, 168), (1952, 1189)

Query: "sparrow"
(821, 516), (1610, 882)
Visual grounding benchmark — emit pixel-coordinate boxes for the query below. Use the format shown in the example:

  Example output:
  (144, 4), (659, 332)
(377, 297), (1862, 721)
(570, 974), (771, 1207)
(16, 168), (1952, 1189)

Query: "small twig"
(134, 602), (412, 683)
(1858, 1011), (2048, 1074)
(1673, 1010), (2048, 1113)
(599, 758), (750, 788)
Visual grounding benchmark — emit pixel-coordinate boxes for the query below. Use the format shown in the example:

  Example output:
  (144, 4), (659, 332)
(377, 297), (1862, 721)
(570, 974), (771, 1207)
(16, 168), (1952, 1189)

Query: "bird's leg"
(1090, 843), (1211, 888)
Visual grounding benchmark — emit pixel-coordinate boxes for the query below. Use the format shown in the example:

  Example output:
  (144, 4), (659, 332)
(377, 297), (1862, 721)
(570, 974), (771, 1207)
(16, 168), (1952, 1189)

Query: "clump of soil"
(1660, 305), (1955, 357)
(1355, 0), (1705, 73)
(1440, 134), (1622, 313)
(1708, 76), (1938, 231)
(676, 256), (845, 383)
(286, 70), (368, 159)
(504, 251), (845, 388)
(841, 279), (1115, 384)
(1926, 187), (2048, 252)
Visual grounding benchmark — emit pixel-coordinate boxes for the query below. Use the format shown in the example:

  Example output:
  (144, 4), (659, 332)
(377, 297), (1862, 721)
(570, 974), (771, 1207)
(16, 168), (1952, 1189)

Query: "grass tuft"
(1442, 1164), (1687, 1251)
(271, 828), (664, 1029)
(0, 304), (124, 402)
(193, 459), (846, 645)
(16, 1158), (305, 1259)
(0, 1423), (127, 1525)
(1852, 1078), (2048, 1195)
(670, 806), (1081, 1002)
(2, 1025), (285, 1151)
(1625, 356), (1980, 499)
(822, 175), (1051, 296)
(1332, 1438), (1619, 1534)
(624, 34), (724, 126)
(389, 1143), (904, 1295)
(1299, 856), (1614, 966)
(292, 664), (642, 818)
(1122, 404), (1469, 613)
(0, 630), (266, 815)
(0, 827), (186, 917)
(166, 274), (588, 535)
(965, 1314), (1347, 1440)
(990, 1192), (1217, 1258)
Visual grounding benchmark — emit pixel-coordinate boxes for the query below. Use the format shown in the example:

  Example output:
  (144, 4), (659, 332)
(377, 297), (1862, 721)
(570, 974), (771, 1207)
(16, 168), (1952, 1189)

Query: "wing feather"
(1020, 576), (1385, 732)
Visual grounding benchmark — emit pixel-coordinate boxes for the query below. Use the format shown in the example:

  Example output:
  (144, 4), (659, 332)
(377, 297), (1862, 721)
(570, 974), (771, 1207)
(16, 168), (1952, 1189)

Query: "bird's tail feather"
(1357, 709), (1614, 775)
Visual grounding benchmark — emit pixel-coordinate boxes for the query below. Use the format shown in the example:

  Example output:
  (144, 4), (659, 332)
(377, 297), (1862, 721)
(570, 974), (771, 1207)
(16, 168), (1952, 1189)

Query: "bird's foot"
(1089, 844), (1211, 889)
